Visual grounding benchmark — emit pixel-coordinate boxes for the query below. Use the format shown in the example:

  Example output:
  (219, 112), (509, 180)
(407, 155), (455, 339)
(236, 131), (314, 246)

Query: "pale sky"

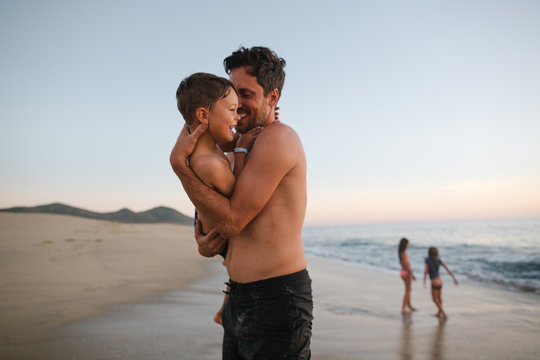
(1, 0), (539, 225)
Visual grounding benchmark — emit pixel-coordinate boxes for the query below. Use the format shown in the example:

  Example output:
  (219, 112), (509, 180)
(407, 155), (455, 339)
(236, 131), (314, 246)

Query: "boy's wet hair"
(223, 46), (286, 99)
(176, 72), (237, 127)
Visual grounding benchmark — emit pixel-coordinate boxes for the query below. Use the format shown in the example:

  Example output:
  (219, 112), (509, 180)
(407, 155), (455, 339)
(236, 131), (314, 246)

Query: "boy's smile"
(208, 89), (240, 144)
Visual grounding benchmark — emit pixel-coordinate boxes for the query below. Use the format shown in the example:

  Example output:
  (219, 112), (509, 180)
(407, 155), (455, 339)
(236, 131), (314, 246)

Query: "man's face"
(229, 67), (270, 134)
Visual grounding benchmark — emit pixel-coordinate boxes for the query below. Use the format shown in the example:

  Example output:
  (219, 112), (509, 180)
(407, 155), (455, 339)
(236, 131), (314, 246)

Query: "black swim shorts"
(222, 269), (313, 360)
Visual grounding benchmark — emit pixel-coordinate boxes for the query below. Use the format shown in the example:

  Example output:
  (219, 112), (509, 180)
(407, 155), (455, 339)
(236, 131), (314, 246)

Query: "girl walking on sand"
(423, 247), (458, 319)
(398, 238), (416, 314)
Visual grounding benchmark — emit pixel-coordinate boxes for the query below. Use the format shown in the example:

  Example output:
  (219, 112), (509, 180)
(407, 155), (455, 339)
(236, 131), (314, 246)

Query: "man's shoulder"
(265, 120), (298, 134)
(260, 121), (302, 144)
(253, 121), (305, 168)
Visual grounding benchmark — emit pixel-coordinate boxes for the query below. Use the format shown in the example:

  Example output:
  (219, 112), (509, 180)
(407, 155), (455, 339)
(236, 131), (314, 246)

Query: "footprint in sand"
(33, 240), (54, 246)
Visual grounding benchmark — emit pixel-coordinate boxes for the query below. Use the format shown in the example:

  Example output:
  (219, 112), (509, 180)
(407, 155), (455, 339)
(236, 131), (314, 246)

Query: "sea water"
(302, 218), (540, 294)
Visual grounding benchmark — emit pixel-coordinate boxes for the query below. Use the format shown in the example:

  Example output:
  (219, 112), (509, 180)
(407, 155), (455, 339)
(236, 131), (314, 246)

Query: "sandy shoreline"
(0, 213), (209, 359)
(1, 213), (539, 359)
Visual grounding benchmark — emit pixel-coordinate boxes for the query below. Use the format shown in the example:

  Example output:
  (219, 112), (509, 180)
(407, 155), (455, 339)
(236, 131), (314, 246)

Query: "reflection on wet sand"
(400, 316), (447, 360)
(430, 319), (446, 360)
(400, 316), (413, 360)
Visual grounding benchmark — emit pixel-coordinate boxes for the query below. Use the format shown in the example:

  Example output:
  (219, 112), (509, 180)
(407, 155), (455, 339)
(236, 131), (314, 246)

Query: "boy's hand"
(195, 219), (227, 257)
(236, 126), (262, 151)
(170, 123), (207, 170)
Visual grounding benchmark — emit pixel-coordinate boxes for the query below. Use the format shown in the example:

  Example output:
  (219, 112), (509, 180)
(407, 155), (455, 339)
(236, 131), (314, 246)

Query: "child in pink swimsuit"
(398, 238), (416, 314)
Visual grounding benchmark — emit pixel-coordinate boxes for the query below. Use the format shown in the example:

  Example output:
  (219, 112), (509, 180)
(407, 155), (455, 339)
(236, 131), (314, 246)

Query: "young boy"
(176, 72), (260, 323)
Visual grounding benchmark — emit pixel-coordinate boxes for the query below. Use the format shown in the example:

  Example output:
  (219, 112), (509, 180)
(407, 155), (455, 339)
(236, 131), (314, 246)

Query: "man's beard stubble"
(236, 106), (268, 134)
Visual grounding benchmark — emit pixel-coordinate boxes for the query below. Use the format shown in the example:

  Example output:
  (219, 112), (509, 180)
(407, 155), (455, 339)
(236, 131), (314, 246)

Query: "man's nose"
(237, 99), (246, 110)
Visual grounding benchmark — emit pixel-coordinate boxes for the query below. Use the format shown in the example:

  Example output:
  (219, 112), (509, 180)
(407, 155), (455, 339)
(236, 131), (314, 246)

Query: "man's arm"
(170, 123), (300, 239)
(194, 219), (227, 257)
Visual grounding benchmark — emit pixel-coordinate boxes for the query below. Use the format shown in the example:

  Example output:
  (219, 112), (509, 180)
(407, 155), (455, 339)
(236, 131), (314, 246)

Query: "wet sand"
(308, 256), (540, 360)
(1, 213), (539, 359)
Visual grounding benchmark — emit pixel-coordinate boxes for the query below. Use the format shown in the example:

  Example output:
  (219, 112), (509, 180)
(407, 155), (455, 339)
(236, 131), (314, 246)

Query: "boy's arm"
(170, 123), (301, 239)
(233, 153), (247, 178)
(233, 127), (261, 177)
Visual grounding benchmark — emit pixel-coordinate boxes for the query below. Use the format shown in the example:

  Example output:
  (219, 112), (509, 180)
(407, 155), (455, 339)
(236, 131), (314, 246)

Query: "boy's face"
(208, 89), (240, 144)
(229, 66), (270, 134)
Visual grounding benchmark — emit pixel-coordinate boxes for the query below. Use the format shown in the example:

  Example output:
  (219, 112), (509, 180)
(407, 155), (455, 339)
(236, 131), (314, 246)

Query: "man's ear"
(195, 107), (209, 125)
(267, 88), (280, 107)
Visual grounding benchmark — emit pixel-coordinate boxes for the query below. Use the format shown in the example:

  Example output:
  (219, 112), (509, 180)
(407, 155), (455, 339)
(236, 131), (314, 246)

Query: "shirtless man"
(170, 46), (312, 359)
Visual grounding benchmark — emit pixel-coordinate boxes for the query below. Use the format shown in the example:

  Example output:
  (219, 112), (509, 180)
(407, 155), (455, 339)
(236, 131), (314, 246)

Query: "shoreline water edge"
(303, 217), (540, 295)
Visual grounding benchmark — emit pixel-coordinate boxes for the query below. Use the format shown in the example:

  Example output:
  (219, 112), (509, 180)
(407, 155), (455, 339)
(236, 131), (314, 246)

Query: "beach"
(1, 213), (539, 359)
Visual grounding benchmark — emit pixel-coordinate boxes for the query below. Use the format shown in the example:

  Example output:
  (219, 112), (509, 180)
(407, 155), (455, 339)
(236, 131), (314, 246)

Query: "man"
(170, 46), (312, 359)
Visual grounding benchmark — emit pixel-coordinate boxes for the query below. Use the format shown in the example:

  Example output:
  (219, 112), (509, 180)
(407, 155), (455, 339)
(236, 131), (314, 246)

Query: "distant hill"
(0, 203), (193, 225)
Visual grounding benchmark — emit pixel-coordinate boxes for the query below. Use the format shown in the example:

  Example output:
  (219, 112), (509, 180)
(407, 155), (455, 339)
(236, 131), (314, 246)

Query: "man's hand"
(195, 219), (227, 257)
(170, 123), (207, 172)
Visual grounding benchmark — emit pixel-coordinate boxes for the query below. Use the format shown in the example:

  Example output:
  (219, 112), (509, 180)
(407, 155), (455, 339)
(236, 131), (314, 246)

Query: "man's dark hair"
(223, 46), (286, 99)
(176, 72), (237, 127)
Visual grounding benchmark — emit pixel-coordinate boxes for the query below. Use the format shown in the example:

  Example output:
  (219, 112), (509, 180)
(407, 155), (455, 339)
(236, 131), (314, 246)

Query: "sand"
(0, 213), (209, 359)
(308, 256), (540, 360)
(1, 213), (539, 359)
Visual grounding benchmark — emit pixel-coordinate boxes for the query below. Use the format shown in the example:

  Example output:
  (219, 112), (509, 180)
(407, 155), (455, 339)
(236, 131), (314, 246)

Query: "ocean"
(302, 218), (540, 294)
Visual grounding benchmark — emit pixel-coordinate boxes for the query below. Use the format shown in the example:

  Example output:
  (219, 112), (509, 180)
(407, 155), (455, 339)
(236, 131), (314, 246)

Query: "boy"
(176, 72), (260, 323)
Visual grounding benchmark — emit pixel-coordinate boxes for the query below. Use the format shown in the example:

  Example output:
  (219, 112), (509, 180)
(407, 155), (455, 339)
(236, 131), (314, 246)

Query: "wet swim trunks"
(222, 269), (313, 360)
(194, 210), (227, 258)
(431, 284), (442, 290)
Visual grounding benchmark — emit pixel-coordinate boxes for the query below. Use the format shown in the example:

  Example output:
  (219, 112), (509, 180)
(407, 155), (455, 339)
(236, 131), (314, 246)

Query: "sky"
(1, 0), (539, 226)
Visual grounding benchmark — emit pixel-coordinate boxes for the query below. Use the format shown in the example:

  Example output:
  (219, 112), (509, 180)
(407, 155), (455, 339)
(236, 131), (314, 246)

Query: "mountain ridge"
(0, 203), (193, 225)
